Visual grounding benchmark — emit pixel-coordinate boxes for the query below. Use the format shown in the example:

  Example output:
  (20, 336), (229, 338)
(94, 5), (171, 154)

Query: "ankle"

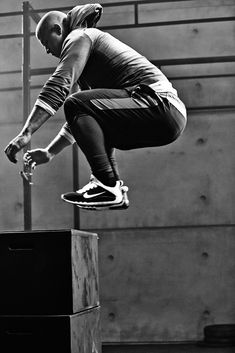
(94, 172), (117, 187)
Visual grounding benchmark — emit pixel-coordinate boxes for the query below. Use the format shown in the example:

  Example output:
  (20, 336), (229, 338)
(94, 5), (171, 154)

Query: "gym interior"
(0, 0), (234, 352)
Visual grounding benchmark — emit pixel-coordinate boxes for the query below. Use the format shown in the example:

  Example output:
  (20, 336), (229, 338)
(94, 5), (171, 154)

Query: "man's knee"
(64, 96), (83, 126)
(64, 97), (74, 125)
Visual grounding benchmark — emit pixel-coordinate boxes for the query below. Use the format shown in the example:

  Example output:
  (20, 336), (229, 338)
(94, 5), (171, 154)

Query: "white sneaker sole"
(61, 186), (129, 209)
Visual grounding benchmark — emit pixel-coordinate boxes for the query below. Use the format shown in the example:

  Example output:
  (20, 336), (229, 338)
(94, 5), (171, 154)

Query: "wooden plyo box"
(0, 229), (99, 314)
(0, 306), (101, 353)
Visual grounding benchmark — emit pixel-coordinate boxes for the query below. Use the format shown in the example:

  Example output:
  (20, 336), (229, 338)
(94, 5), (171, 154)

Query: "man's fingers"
(24, 151), (33, 165)
(7, 153), (18, 163)
(23, 151), (37, 170)
(24, 155), (31, 163)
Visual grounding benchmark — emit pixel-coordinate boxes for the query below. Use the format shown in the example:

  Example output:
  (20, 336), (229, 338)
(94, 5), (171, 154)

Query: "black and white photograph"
(0, 0), (234, 352)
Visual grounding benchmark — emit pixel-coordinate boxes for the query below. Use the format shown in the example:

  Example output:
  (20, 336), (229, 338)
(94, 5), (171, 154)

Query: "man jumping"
(4, 3), (187, 210)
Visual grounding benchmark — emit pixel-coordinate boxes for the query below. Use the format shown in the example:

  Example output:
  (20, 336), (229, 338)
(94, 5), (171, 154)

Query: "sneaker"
(78, 184), (129, 211)
(61, 175), (126, 207)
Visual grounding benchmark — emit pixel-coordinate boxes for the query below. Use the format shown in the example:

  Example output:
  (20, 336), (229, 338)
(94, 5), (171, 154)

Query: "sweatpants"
(63, 85), (187, 151)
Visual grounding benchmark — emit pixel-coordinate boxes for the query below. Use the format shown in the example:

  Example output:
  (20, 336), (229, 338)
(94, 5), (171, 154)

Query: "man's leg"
(61, 87), (186, 208)
(107, 147), (120, 181)
(69, 113), (117, 187)
(62, 93), (129, 208)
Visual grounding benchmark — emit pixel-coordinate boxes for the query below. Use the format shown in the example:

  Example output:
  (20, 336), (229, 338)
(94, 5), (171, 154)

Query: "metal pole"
(22, 1), (32, 230)
(73, 144), (80, 229)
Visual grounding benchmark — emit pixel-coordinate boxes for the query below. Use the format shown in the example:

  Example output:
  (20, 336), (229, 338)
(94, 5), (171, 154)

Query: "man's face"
(40, 26), (64, 58)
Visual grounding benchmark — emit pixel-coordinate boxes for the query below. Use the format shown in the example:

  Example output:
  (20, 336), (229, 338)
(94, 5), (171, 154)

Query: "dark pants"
(64, 86), (186, 150)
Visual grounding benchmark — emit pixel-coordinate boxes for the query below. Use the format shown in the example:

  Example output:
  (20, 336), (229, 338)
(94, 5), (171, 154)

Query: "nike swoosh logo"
(83, 191), (106, 199)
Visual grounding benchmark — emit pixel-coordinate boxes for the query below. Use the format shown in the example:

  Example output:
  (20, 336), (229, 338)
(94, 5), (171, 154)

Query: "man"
(4, 3), (187, 210)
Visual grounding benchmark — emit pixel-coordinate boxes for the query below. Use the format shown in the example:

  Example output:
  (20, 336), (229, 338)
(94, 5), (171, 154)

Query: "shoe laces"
(77, 175), (99, 193)
(77, 175), (127, 194)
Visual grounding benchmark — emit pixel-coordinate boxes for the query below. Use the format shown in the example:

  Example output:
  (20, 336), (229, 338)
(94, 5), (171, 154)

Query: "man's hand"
(4, 133), (31, 164)
(24, 148), (53, 167)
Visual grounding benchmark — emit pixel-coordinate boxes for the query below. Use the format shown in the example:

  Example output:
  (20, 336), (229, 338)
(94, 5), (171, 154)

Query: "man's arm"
(5, 31), (91, 164)
(36, 31), (92, 114)
(4, 106), (51, 163)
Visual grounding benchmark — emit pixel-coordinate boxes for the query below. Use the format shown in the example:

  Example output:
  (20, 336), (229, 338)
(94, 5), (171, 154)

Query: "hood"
(67, 3), (103, 31)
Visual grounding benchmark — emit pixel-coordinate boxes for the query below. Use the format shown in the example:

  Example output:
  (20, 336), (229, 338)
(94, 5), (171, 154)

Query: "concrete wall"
(0, 0), (235, 344)
(99, 226), (235, 342)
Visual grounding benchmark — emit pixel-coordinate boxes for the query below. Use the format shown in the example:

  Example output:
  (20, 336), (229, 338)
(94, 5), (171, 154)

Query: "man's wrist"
(45, 147), (55, 161)
(19, 128), (32, 138)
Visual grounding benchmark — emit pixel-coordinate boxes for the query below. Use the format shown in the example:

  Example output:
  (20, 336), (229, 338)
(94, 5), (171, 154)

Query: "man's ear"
(52, 23), (62, 35)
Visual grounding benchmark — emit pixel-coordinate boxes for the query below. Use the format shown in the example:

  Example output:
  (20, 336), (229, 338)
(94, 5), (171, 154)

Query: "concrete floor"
(102, 343), (235, 353)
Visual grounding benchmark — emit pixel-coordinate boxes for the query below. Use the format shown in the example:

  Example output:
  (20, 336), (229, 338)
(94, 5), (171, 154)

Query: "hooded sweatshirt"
(67, 3), (102, 30)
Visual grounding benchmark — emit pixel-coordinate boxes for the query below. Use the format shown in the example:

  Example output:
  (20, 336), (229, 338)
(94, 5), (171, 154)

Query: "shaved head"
(36, 11), (67, 41)
(35, 11), (68, 57)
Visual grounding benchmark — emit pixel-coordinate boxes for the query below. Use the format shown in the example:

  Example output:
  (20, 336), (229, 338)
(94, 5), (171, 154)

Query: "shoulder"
(61, 29), (93, 53)
(63, 28), (104, 48)
(60, 28), (108, 59)
(64, 28), (90, 44)
(81, 28), (104, 42)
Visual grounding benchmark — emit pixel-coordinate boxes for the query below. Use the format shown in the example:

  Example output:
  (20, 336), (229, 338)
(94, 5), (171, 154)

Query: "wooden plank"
(0, 14), (21, 35)
(172, 76), (235, 108)
(98, 226), (235, 342)
(162, 62), (235, 78)
(80, 110), (235, 229)
(108, 21), (235, 61)
(99, 5), (135, 27)
(139, 0), (235, 24)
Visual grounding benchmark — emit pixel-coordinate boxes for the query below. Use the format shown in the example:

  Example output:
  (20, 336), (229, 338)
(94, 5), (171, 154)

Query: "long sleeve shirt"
(35, 0), (186, 144)
(35, 28), (180, 144)
(36, 27), (177, 116)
